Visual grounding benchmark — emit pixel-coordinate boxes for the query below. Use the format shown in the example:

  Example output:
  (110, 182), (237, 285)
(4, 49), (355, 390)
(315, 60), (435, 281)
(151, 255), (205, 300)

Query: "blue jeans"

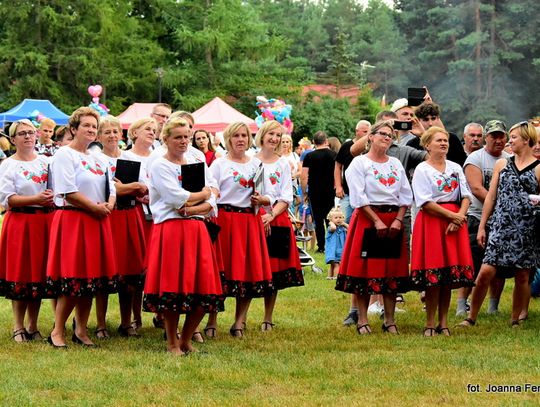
(340, 195), (353, 224)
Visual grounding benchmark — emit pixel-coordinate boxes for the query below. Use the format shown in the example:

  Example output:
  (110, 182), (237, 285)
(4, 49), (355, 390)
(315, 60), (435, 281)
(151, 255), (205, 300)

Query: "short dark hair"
(415, 102), (440, 119)
(376, 110), (397, 121)
(313, 131), (327, 145)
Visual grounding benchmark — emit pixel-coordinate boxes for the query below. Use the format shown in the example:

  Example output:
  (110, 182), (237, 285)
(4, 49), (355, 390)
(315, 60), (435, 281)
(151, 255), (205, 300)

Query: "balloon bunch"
(88, 85), (110, 116)
(28, 110), (46, 127)
(255, 96), (293, 133)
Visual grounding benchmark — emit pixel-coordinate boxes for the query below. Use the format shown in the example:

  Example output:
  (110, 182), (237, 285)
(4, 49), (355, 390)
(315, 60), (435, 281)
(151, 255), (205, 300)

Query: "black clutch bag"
(115, 159), (141, 209)
(266, 226), (291, 259)
(360, 228), (402, 259)
(181, 162), (205, 192)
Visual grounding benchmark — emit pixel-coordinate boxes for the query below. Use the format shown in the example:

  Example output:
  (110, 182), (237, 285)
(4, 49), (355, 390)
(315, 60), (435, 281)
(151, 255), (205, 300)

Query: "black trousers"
(309, 192), (335, 252)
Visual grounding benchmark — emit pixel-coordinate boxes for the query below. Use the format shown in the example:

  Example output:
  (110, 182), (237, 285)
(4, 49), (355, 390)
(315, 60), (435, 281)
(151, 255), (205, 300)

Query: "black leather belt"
(371, 205), (399, 213)
(10, 206), (56, 214)
(218, 204), (254, 214)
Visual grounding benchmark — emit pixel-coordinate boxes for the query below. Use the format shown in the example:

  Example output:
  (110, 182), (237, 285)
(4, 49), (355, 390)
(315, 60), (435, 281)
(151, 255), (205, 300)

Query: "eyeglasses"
(152, 113), (170, 120)
(15, 130), (36, 137)
(374, 131), (393, 139)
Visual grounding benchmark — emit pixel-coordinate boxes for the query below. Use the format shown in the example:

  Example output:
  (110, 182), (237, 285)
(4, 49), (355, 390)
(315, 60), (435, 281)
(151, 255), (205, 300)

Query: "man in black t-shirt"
(301, 131), (337, 253)
(334, 120), (370, 223)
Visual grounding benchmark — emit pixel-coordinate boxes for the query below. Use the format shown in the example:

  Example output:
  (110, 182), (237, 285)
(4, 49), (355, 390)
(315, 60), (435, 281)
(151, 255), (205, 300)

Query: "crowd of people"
(0, 95), (539, 354)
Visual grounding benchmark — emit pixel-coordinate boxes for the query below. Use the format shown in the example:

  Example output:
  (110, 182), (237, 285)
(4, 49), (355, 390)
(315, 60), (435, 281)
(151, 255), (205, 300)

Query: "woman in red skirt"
(93, 115), (148, 338)
(253, 120), (303, 332)
(0, 119), (55, 342)
(46, 107), (118, 348)
(410, 127), (474, 336)
(209, 122), (274, 338)
(143, 117), (223, 355)
(335, 121), (413, 335)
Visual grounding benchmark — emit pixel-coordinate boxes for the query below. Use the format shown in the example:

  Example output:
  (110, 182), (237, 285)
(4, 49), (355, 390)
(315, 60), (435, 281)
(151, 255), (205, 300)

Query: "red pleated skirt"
(335, 208), (410, 295)
(215, 209), (273, 298)
(136, 203), (153, 269)
(143, 219), (224, 313)
(410, 203), (475, 289)
(0, 210), (54, 299)
(46, 210), (119, 296)
(260, 209), (304, 290)
(110, 208), (146, 287)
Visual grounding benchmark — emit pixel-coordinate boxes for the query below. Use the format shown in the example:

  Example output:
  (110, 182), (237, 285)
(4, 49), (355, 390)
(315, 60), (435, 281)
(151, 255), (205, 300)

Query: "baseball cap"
(390, 98), (408, 113)
(484, 120), (507, 135)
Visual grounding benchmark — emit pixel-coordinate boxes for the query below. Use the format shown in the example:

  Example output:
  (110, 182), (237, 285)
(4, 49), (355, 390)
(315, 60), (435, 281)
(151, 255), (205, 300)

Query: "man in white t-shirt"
(456, 119), (510, 316)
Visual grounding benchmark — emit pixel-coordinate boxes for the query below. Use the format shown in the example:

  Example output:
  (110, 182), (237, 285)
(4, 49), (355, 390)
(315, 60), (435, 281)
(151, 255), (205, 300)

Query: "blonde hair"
(508, 121), (538, 147)
(128, 118), (157, 141)
(280, 134), (293, 154)
(162, 118), (190, 142)
(420, 126), (448, 148)
(98, 115), (122, 135)
(8, 119), (36, 138)
(39, 118), (56, 129)
(254, 120), (283, 149)
(327, 207), (344, 221)
(223, 122), (253, 150)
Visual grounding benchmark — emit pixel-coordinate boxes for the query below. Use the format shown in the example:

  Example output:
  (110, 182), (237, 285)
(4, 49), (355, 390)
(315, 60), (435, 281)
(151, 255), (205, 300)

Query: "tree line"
(1, 0), (538, 140)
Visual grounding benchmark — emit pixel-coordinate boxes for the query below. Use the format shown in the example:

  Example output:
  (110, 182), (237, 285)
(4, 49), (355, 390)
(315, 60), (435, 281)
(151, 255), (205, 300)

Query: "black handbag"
(266, 226), (291, 259)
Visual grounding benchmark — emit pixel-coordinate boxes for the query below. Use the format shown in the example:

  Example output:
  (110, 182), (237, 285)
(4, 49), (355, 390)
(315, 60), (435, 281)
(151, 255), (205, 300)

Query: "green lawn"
(0, 250), (539, 406)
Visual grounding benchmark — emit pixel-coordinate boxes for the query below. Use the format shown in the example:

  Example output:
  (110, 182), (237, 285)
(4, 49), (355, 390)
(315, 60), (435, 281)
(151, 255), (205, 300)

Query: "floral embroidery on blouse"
(435, 172), (459, 193)
(268, 170), (281, 185)
(20, 162), (48, 184)
(81, 158), (104, 175)
(231, 169), (255, 189)
(371, 164), (400, 186)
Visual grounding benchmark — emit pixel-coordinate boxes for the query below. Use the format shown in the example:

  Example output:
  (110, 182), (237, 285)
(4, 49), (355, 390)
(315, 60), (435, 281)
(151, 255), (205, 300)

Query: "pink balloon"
(88, 85), (103, 98)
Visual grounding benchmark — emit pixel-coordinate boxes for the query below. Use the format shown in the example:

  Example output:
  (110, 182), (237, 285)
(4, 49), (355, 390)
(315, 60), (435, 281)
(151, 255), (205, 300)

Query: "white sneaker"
(367, 301), (383, 315)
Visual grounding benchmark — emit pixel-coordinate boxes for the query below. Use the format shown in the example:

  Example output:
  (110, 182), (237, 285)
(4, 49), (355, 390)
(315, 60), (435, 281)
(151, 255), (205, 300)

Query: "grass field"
(0, 250), (539, 406)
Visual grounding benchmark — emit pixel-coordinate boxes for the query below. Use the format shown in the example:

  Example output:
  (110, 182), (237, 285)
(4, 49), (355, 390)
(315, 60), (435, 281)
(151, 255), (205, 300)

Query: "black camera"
(393, 121), (413, 131)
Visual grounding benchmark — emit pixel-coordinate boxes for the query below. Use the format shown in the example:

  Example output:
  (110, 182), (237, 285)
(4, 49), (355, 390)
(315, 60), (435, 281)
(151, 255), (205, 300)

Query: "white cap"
(390, 98), (408, 112)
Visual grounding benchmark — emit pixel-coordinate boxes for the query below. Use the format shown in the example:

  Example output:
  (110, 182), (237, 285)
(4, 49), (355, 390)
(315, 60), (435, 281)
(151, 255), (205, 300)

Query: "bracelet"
(394, 218), (403, 224)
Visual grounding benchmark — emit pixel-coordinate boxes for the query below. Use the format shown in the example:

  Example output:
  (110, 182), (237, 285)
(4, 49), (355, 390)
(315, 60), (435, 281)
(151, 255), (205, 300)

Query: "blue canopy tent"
(0, 99), (69, 129)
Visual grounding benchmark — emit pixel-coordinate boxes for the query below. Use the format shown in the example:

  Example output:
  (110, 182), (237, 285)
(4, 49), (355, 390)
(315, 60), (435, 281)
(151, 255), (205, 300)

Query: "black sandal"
(26, 330), (43, 341)
(511, 320), (521, 328)
(203, 326), (217, 339)
(382, 323), (399, 334)
(423, 327), (437, 337)
(229, 326), (244, 338)
(261, 321), (275, 332)
(95, 328), (110, 339)
(118, 325), (139, 338)
(435, 326), (451, 336)
(11, 328), (28, 343)
(356, 324), (372, 335)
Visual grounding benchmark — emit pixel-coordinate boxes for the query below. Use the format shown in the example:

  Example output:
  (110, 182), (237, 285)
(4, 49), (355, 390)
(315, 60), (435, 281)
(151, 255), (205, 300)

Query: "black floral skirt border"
(410, 265), (475, 290)
(118, 272), (146, 290)
(0, 280), (53, 300)
(335, 275), (410, 295)
(272, 268), (304, 291)
(45, 276), (120, 297)
(222, 279), (274, 298)
(143, 293), (225, 314)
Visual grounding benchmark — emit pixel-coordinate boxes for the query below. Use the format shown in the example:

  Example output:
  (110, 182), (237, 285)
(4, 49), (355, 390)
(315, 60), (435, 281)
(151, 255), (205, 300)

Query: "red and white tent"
(117, 103), (159, 130)
(192, 97), (258, 133)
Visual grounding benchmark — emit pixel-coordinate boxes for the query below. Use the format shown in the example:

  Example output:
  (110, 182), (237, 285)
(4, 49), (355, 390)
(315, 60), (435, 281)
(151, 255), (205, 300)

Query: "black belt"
(57, 206), (85, 212)
(218, 204), (254, 214)
(439, 201), (460, 205)
(371, 205), (399, 213)
(10, 206), (56, 214)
